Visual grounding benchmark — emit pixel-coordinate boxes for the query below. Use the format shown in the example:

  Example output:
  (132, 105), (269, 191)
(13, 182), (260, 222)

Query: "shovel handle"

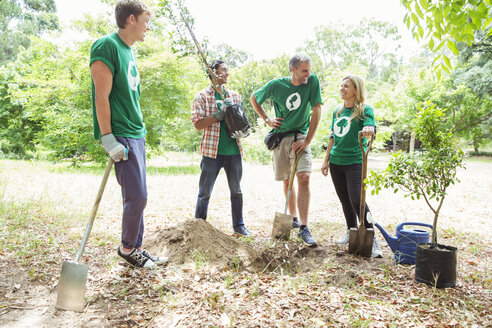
(179, 8), (226, 99)
(283, 148), (305, 214)
(358, 132), (373, 226)
(74, 158), (114, 263)
(358, 131), (374, 161)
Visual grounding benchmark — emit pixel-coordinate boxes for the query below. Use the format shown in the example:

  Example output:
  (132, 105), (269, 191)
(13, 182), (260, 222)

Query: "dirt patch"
(1, 156), (490, 327)
(252, 241), (331, 274)
(145, 219), (332, 274)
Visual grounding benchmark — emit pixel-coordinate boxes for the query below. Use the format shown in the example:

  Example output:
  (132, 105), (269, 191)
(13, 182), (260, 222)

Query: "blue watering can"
(374, 222), (433, 265)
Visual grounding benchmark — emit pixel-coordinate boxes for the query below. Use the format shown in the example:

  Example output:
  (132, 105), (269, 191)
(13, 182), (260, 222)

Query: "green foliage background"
(0, 0), (490, 164)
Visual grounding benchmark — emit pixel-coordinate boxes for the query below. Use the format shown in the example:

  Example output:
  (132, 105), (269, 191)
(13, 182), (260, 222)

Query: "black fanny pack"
(264, 130), (302, 151)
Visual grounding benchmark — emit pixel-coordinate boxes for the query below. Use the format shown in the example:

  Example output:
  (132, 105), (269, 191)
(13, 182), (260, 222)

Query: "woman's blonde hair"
(336, 75), (366, 120)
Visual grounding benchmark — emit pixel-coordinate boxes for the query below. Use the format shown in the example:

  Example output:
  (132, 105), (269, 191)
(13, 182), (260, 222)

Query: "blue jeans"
(114, 137), (147, 249)
(195, 155), (244, 228)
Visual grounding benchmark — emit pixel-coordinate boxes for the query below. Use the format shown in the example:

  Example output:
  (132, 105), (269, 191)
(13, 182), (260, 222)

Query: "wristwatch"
(265, 117), (271, 123)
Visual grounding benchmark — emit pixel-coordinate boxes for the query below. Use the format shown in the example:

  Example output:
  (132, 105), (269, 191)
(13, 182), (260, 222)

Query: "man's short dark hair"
(208, 59), (224, 80)
(115, 0), (149, 29)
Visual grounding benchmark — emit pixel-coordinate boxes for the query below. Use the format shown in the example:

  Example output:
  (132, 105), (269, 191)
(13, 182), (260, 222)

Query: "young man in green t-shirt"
(90, 0), (166, 268)
(251, 54), (322, 246)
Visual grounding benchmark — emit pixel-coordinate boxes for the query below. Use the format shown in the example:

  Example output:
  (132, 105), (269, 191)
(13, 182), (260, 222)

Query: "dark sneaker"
(233, 225), (251, 236)
(372, 238), (383, 258)
(336, 230), (350, 245)
(140, 249), (168, 266)
(292, 217), (300, 229)
(298, 227), (318, 246)
(117, 246), (155, 268)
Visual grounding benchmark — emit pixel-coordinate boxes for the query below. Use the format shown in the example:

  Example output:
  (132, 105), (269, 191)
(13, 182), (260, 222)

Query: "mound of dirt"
(145, 219), (262, 271)
(145, 220), (332, 274)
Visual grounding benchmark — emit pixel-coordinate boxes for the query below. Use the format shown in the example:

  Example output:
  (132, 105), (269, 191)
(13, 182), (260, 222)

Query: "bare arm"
(250, 93), (282, 129)
(292, 103), (322, 153)
(304, 103), (322, 145)
(321, 136), (334, 176)
(194, 115), (218, 131)
(91, 60), (113, 135)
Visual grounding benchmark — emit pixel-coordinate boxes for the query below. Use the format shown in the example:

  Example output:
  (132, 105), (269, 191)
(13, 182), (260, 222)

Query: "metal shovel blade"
(272, 212), (293, 240)
(348, 227), (374, 258)
(55, 261), (88, 312)
(55, 159), (113, 312)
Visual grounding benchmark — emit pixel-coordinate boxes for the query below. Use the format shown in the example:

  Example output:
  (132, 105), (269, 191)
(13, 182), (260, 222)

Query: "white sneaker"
(117, 246), (156, 268)
(372, 238), (383, 258)
(336, 230), (350, 245)
(140, 249), (168, 266)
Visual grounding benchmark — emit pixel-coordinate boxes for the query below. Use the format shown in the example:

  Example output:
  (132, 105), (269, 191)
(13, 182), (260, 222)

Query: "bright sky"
(54, 0), (422, 60)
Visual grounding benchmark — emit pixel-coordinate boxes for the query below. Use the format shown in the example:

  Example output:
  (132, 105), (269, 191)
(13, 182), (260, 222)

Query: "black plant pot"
(415, 243), (457, 288)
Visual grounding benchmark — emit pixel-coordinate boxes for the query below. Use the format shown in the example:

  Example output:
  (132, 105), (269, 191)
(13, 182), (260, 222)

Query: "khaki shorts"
(272, 133), (312, 181)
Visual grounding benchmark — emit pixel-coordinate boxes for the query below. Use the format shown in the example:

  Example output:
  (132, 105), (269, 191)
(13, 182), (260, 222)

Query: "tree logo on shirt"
(286, 92), (301, 111)
(128, 60), (140, 91)
(334, 117), (351, 137)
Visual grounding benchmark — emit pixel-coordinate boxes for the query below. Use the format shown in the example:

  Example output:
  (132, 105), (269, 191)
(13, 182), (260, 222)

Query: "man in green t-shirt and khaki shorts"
(251, 54), (322, 246)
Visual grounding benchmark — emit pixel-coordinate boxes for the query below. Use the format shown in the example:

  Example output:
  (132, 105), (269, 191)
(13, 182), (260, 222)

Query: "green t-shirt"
(329, 105), (376, 165)
(90, 32), (146, 140)
(215, 92), (240, 156)
(254, 74), (322, 134)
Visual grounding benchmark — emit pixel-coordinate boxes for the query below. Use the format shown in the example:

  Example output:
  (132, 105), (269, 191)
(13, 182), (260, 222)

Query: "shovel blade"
(348, 227), (374, 258)
(55, 261), (88, 312)
(348, 227), (359, 254)
(272, 212), (293, 240)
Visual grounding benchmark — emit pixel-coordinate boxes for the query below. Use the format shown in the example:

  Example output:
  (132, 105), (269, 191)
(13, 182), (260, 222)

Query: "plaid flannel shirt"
(191, 86), (243, 159)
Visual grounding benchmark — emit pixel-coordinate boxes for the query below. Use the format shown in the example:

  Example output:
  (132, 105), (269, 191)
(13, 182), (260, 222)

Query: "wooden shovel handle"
(74, 158), (114, 263)
(179, 9), (225, 99)
(358, 132), (374, 227)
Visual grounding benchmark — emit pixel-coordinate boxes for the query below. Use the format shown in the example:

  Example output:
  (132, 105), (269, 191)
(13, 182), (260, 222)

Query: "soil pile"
(145, 219), (331, 273)
(145, 219), (262, 271)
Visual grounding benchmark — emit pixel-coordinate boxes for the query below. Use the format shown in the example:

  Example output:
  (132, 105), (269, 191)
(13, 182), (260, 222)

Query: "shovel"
(55, 158), (114, 311)
(272, 148), (305, 240)
(348, 132), (374, 257)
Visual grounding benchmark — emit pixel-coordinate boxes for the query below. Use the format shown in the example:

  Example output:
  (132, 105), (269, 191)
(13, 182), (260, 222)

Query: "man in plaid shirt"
(190, 60), (251, 236)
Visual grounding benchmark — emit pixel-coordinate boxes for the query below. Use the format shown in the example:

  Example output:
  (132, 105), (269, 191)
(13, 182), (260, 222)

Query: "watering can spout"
(366, 213), (399, 253)
(374, 222), (399, 253)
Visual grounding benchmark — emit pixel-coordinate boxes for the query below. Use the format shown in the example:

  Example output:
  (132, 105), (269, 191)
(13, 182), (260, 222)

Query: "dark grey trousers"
(114, 137), (147, 249)
(329, 163), (372, 229)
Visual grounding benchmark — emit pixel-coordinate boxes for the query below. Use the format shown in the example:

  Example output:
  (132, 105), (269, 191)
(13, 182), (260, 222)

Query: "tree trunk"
(432, 211), (439, 245)
(392, 132), (397, 152)
(409, 132), (416, 156)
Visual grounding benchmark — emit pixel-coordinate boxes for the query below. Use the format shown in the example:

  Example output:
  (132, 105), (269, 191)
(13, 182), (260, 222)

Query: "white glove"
(223, 98), (234, 107)
(101, 133), (128, 162)
(231, 128), (251, 139)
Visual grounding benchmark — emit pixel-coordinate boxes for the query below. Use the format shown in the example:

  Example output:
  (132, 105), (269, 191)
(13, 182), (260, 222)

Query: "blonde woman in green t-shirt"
(321, 75), (383, 258)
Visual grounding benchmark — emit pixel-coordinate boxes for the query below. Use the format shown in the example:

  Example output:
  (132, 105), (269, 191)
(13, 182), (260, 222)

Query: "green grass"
(0, 196), (76, 282)
(47, 164), (200, 176)
(191, 249), (209, 270)
(147, 165), (200, 175)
